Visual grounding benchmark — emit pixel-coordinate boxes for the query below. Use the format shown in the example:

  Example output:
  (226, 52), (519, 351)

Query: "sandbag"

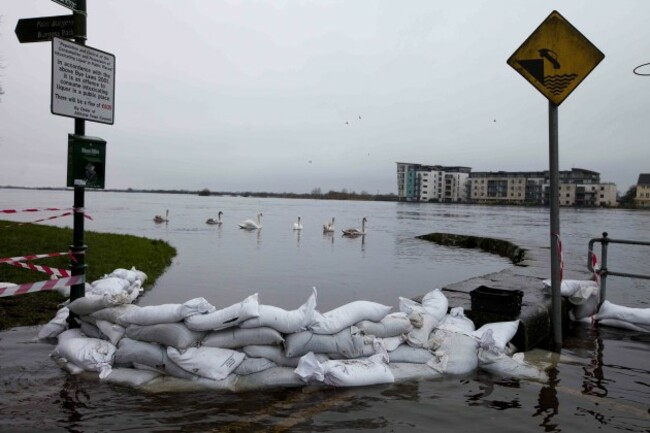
(90, 304), (139, 324)
(427, 329), (478, 376)
(295, 352), (394, 387)
(239, 287), (317, 333)
(185, 293), (259, 331)
(202, 326), (284, 349)
(355, 312), (413, 338)
(38, 307), (69, 340)
(101, 367), (160, 387)
(399, 288), (448, 322)
(472, 320), (519, 352)
(95, 319), (126, 346)
(543, 279), (599, 304)
(309, 301), (392, 335)
(166, 346), (245, 381)
(478, 349), (548, 382)
(595, 300), (650, 332)
(387, 344), (436, 364)
(68, 294), (114, 316)
(108, 267), (148, 284)
(115, 338), (196, 379)
(242, 345), (326, 368)
(50, 334), (116, 379)
(405, 313), (438, 348)
(118, 298), (215, 326)
(233, 357), (277, 375)
(125, 323), (206, 350)
(284, 327), (365, 358)
(234, 367), (305, 391)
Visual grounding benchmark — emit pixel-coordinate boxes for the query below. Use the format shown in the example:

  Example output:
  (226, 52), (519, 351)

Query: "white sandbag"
(478, 349), (548, 382)
(139, 373), (238, 393)
(295, 352), (394, 387)
(79, 320), (103, 339)
(239, 287), (317, 334)
(427, 329), (478, 376)
(595, 300), (650, 331)
(108, 267), (148, 284)
(405, 313), (438, 348)
(38, 307), (69, 340)
(420, 289), (449, 322)
(234, 367), (305, 391)
(241, 344), (325, 368)
(115, 338), (196, 379)
(399, 289), (448, 322)
(185, 293), (259, 331)
(388, 344), (436, 364)
(90, 276), (130, 294)
(472, 320), (519, 352)
(50, 335), (116, 379)
(569, 292), (599, 320)
(202, 327), (284, 349)
(118, 298), (215, 326)
(95, 319), (126, 345)
(389, 362), (443, 382)
(125, 323), (206, 350)
(57, 328), (84, 342)
(309, 301), (392, 335)
(355, 312), (413, 338)
(233, 357), (277, 375)
(68, 294), (114, 316)
(599, 319), (650, 332)
(284, 327), (366, 358)
(543, 279), (599, 304)
(377, 336), (404, 352)
(166, 346), (245, 381)
(90, 304), (139, 323)
(101, 367), (160, 387)
(439, 307), (476, 333)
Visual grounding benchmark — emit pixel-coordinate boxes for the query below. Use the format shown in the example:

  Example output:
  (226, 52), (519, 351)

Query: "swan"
(206, 211), (223, 225)
(323, 217), (335, 233)
(293, 216), (303, 230)
(238, 212), (263, 230)
(342, 217), (367, 236)
(153, 209), (169, 223)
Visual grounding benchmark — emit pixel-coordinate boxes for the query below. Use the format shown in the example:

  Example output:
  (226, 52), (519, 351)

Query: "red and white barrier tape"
(0, 275), (84, 297)
(4, 260), (70, 277)
(1, 207), (70, 214)
(31, 210), (93, 223)
(552, 233), (564, 281)
(0, 251), (76, 264)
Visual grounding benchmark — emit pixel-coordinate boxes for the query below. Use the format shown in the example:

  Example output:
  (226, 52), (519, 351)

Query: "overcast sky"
(1, 0), (648, 194)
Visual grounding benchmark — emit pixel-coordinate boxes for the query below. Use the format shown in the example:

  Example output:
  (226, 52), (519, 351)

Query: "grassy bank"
(0, 220), (176, 330)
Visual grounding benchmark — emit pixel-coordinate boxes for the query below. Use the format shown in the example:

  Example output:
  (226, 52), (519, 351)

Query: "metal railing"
(588, 232), (650, 306)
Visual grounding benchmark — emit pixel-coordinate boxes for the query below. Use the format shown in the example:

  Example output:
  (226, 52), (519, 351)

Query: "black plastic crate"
(470, 286), (523, 317)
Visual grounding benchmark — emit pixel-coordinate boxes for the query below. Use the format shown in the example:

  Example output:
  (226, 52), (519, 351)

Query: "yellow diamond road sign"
(507, 10), (604, 105)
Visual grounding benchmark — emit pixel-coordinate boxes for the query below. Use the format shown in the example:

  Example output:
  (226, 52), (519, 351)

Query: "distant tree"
(619, 185), (637, 207)
(311, 187), (322, 196)
(198, 188), (211, 196)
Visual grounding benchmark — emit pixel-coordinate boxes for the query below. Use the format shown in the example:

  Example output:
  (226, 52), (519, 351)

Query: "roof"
(638, 173), (650, 186)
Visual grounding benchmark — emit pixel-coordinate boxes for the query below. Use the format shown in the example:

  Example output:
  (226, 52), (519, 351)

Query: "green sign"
(67, 134), (106, 189)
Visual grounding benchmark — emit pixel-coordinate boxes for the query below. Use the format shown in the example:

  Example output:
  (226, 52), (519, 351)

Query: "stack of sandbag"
(43, 278), (543, 391)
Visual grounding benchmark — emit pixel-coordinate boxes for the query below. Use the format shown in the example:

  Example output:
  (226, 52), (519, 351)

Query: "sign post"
(507, 10), (604, 349)
(14, 15), (79, 43)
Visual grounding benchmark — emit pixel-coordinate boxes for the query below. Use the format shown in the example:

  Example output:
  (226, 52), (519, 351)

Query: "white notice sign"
(51, 37), (115, 124)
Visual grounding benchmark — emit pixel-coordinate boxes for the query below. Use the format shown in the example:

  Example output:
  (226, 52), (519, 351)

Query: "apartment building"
(397, 163), (618, 206)
(635, 173), (650, 208)
(396, 162), (470, 202)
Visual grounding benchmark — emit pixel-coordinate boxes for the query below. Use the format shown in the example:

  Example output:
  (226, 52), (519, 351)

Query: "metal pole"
(69, 0), (87, 306)
(599, 232), (609, 306)
(549, 101), (562, 349)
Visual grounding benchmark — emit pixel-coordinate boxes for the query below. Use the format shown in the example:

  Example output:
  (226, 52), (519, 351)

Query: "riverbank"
(0, 220), (177, 330)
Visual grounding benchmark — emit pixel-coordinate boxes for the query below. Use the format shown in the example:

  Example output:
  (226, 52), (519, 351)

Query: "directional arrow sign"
(15, 15), (76, 43)
(507, 10), (604, 105)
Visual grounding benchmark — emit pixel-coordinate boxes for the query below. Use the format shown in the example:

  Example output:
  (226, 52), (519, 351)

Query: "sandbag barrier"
(37, 268), (558, 392)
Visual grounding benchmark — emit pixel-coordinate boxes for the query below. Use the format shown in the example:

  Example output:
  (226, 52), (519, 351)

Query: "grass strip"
(0, 220), (176, 330)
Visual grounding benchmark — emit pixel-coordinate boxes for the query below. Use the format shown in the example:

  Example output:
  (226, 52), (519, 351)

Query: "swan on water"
(238, 212), (263, 230)
(206, 211), (223, 225)
(323, 217), (335, 233)
(153, 209), (169, 223)
(342, 217), (367, 236)
(293, 216), (303, 230)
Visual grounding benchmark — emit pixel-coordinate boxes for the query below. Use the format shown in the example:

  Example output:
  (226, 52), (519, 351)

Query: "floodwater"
(1, 189), (649, 432)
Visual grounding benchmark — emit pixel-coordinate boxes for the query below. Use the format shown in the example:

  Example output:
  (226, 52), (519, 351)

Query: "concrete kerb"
(416, 233), (593, 351)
